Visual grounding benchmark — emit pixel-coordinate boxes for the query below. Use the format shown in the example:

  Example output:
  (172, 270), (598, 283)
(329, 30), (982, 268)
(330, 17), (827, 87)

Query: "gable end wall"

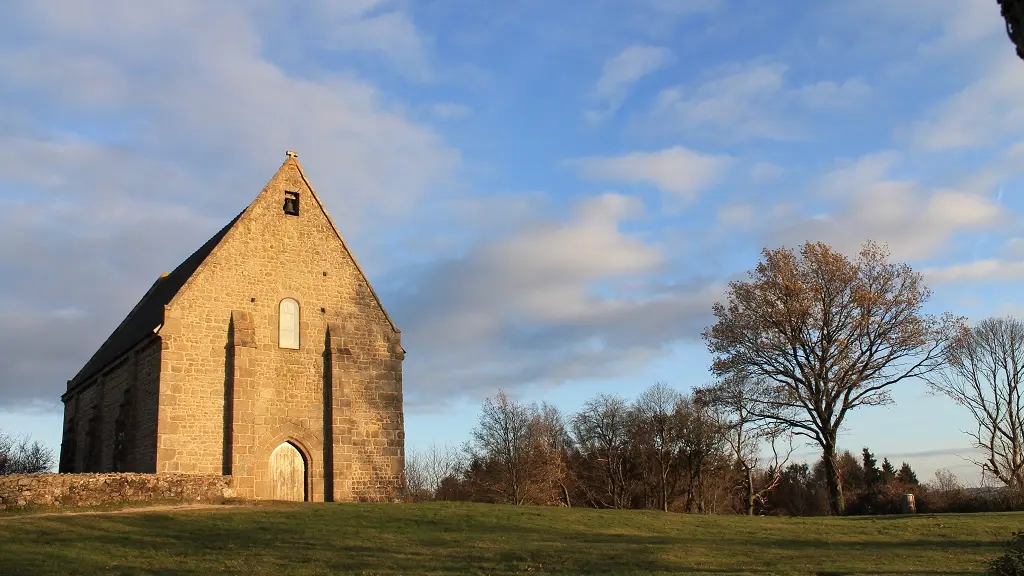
(154, 160), (404, 500)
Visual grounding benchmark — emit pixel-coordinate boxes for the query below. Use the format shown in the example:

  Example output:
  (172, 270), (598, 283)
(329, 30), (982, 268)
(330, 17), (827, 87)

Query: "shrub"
(987, 531), (1024, 576)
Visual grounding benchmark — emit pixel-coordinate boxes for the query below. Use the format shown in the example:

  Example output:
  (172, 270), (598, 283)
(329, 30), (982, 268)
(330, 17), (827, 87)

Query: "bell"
(283, 196), (299, 215)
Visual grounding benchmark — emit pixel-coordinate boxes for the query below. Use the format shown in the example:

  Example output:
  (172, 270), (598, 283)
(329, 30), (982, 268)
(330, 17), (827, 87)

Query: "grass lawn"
(0, 501), (1018, 576)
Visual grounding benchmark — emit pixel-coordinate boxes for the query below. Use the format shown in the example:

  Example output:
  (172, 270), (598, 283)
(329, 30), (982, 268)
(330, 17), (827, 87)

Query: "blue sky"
(1, 0), (1022, 485)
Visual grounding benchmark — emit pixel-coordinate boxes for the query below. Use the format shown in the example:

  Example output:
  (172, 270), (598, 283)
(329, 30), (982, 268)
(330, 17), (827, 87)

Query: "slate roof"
(67, 210), (244, 390)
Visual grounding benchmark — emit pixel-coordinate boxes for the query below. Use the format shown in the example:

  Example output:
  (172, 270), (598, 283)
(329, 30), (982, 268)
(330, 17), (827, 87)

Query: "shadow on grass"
(753, 538), (994, 550)
(0, 504), (1001, 576)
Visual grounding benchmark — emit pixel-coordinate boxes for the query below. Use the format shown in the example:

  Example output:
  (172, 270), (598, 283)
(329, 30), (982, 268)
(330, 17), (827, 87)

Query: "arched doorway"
(269, 441), (307, 501)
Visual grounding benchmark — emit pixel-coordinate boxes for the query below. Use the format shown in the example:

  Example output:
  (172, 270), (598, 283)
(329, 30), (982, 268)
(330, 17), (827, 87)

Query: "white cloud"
(484, 194), (662, 322)
(917, 0), (1003, 56)
(0, 0), (460, 409)
(2, 0), (1016, 422)
(920, 259), (1024, 284)
(0, 48), (128, 110)
(998, 303), (1024, 318)
(816, 0), (1004, 75)
(4, 2), (459, 233)
(765, 151), (1006, 261)
(586, 45), (674, 124)
(818, 151), (902, 197)
(0, 140), (230, 408)
(647, 0), (721, 16)
(650, 62), (789, 140)
(646, 61), (870, 141)
(429, 102), (472, 119)
(749, 161), (785, 183)
(795, 77), (871, 109)
(1008, 238), (1024, 258)
(0, 1), (729, 414)
(17, 0), (205, 48)
(315, 4), (432, 79)
(717, 203), (756, 226)
(567, 146), (733, 198)
(909, 54), (1024, 150)
(388, 193), (724, 408)
(622, 0), (722, 38)
(849, 0), (1004, 56)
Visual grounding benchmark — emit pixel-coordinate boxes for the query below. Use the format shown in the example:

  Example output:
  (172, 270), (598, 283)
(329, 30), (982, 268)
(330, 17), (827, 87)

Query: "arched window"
(279, 298), (300, 349)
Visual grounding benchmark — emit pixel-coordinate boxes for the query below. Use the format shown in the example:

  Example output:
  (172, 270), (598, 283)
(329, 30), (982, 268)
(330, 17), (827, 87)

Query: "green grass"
(0, 502), (1018, 576)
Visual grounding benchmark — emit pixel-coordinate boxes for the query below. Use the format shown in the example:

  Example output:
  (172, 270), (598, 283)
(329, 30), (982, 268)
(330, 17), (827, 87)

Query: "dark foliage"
(987, 531), (1024, 576)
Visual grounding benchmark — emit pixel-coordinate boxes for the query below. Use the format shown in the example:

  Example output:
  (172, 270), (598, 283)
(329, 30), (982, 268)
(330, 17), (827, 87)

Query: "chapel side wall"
(155, 160), (402, 501)
(99, 357), (133, 472)
(59, 338), (161, 474)
(74, 382), (101, 472)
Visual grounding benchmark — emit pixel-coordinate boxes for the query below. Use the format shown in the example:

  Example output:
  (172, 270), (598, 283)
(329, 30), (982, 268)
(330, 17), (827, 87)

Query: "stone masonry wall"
(74, 379), (100, 471)
(156, 157), (404, 501)
(99, 354), (132, 472)
(59, 339), (162, 474)
(326, 321), (404, 502)
(0, 473), (233, 511)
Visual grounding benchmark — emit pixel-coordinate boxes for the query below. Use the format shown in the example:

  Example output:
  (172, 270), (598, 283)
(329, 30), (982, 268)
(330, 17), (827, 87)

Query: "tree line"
(406, 240), (1024, 516)
(404, 384), (1005, 515)
(0, 429), (54, 475)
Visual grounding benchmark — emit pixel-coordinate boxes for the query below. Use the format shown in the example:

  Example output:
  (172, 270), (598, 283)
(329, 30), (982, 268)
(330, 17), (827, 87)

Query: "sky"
(1, 0), (1022, 486)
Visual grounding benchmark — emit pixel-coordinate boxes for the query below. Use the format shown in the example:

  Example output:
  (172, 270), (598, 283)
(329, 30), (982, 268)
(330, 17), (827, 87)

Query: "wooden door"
(270, 442), (306, 501)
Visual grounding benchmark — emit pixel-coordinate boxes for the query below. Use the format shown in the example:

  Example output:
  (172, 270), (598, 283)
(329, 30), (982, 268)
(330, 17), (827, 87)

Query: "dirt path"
(0, 502), (249, 520)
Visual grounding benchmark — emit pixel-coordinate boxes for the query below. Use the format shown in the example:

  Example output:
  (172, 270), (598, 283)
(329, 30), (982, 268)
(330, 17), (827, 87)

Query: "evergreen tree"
(881, 458), (896, 485)
(819, 450), (865, 494)
(862, 447), (880, 488)
(897, 461), (919, 485)
(775, 462), (822, 516)
(852, 447), (885, 515)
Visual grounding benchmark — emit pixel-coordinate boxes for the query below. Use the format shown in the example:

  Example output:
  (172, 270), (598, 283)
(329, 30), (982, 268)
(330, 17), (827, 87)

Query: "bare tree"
(676, 395), (726, 513)
(696, 373), (794, 515)
(422, 442), (464, 499)
(469, 390), (536, 505)
(571, 394), (637, 509)
(404, 442), (463, 500)
(931, 467), (962, 492)
(526, 403), (574, 507)
(0, 430), (55, 475)
(926, 316), (1024, 491)
(703, 241), (960, 515)
(403, 449), (429, 500)
(633, 382), (684, 511)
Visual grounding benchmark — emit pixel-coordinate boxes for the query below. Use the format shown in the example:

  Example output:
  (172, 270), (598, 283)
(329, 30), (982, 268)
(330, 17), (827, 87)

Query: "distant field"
(0, 501), (1018, 575)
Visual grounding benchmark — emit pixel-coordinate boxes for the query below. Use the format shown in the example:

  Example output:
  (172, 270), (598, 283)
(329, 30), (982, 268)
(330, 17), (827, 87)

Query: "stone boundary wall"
(0, 473), (234, 510)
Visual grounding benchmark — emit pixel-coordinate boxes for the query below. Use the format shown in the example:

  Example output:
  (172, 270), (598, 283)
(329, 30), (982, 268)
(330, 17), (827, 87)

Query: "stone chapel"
(57, 152), (406, 502)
